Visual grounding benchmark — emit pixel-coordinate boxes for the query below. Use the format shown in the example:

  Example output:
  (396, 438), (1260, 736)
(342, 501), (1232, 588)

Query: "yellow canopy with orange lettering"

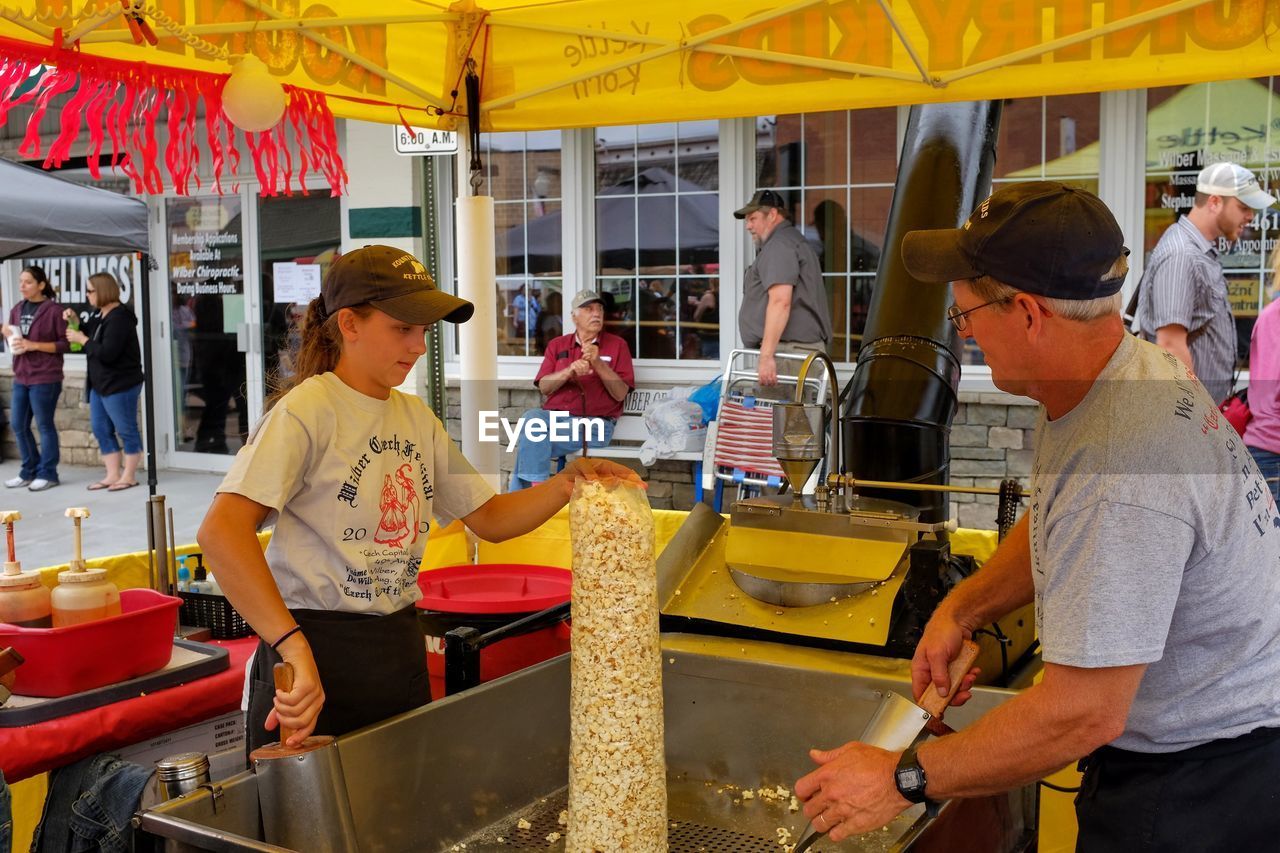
(0, 0), (1276, 131)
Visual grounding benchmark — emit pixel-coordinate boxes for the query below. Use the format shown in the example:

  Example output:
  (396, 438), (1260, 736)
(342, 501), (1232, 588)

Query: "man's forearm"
(918, 676), (1119, 799)
(1154, 325), (1194, 373)
(591, 359), (629, 401)
(538, 368), (571, 396)
(938, 514), (1035, 631)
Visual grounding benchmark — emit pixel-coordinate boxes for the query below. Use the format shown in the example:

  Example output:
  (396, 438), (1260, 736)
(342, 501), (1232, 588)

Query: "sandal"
(87, 481), (114, 491)
(107, 481), (139, 491)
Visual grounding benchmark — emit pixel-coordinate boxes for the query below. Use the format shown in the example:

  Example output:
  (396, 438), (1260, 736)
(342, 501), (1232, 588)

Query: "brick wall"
(0, 369), (106, 467)
(948, 391), (1039, 531)
(446, 381), (1040, 529)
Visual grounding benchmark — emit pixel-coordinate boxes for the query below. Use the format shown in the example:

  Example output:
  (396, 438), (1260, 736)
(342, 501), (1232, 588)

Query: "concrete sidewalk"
(0, 461), (225, 571)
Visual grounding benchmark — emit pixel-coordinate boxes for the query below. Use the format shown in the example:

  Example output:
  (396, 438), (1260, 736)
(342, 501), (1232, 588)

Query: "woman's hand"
(61, 308), (76, 322)
(265, 633), (326, 746)
(65, 328), (88, 345)
(556, 457), (646, 497)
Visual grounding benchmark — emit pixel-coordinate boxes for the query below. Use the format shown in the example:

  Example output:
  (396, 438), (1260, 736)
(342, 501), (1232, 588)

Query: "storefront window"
(167, 197), (246, 455)
(486, 131), (563, 357)
(755, 107), (897, 363)
(594, 121), (720, 361)
(1144, 78), (1279, 369)
(257, 194), (341, 394)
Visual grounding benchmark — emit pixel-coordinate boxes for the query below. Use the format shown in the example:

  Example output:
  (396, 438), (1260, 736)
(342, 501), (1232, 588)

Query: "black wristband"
(271, 625), (302, 650)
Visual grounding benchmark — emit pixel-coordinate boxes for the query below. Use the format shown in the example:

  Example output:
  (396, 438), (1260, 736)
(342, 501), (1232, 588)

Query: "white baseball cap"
(1196, 162), (1276, 210)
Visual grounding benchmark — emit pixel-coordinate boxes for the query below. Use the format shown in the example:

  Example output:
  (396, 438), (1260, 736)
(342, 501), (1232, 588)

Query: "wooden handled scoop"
(249, 662), (359, 851)
(249, 662), (335, 759)
(793, 640), (981, 853)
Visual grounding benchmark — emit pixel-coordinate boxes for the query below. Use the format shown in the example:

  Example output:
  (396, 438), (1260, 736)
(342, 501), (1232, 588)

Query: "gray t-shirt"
(219, 372), (495, 614)
(1030, 333), (1280, 752)
(738, 221), (832, 349)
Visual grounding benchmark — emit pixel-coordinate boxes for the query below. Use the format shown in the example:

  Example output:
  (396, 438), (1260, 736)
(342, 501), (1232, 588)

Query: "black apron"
(1075, 726), (1280, 852)
(246, 605), (429, 752)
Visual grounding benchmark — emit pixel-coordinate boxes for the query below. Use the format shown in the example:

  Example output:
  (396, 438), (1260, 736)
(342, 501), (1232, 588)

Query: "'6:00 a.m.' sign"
(394, 127), (459, 157)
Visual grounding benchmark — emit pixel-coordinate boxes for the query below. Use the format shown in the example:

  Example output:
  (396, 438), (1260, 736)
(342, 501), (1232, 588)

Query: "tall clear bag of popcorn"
(567, 478), (667, 852)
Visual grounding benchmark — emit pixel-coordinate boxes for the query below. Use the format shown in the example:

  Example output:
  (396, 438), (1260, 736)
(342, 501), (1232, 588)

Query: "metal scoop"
(793, 640), (980, 852)
(249, 662), (360, 852)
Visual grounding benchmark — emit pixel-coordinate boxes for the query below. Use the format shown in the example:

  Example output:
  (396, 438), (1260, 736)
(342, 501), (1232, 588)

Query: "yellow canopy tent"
(0, 0), (1276, 135)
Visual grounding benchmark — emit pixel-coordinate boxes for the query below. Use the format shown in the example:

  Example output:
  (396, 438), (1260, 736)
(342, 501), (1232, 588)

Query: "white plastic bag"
(639, 399), (703, 464)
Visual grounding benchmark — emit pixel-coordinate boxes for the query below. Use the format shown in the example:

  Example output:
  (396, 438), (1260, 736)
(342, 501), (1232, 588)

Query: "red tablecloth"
(1, 636), (256, 783)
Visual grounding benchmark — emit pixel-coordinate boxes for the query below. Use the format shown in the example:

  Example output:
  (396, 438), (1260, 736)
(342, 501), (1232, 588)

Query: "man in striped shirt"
(1135, 162), (1275, 404)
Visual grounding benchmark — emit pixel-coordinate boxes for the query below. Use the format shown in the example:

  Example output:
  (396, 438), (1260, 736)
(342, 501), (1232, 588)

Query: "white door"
(155, 191), (264, 472)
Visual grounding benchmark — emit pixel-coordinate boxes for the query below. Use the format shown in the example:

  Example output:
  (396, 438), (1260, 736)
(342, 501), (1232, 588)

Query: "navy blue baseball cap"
(901, 182), (1129, 300)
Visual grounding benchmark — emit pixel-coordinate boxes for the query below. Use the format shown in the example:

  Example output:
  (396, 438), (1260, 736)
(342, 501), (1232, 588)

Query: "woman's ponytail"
(266, 298), (371, 410)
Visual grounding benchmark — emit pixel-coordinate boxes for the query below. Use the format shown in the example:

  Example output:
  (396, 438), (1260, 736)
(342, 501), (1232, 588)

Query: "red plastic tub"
(0, 588), (181, 697)
(416, 564), (571, 700)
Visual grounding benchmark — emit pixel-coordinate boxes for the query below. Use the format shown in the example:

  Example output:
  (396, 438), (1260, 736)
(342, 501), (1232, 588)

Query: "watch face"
(896, 766), (928, 802)
(898, 768), (925, 788)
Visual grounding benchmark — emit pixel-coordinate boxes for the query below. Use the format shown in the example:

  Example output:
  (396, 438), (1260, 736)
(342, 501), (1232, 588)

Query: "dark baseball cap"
(323, 245), (474, 324)
(901, 182), (1129, 300)
(734, 188), (788, 219)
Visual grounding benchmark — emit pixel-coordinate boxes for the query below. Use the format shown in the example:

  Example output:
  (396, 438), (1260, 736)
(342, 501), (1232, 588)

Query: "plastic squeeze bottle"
(0, 510), (51, 627)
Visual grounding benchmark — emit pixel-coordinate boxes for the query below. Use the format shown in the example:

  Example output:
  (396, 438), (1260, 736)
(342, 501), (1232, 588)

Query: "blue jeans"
(1248, 445), (1280, 503)
(89, 384), (143, 455)
(11, 381), (62, 481)
(510, 408), (616, 490)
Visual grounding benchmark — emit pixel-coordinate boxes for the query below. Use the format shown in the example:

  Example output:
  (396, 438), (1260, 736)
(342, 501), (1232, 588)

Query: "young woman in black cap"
(198, 245), (639, 749)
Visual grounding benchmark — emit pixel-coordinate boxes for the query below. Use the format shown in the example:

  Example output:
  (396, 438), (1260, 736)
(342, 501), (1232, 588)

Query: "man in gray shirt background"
(734, 189), (832, 388)
(1136, 161), (1275, 404)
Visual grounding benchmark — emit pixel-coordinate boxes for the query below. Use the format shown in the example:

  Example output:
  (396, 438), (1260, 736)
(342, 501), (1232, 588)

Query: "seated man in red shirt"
(509, 290), (636, 490)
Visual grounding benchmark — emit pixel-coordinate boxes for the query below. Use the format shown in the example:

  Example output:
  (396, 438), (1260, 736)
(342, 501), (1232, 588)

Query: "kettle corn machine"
(136, 102), (1040, 853)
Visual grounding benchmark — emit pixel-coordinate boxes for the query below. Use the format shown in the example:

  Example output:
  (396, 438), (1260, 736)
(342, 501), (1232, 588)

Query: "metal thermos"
(155, 752), (211, 800)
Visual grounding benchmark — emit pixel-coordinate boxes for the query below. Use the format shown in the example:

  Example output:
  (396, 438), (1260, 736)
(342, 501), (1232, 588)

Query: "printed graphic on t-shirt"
(375, 464), (421, 547)
(1159, 350), (1279, 537)
(334, 432), (436, 605)
(19, 301), (37, 336)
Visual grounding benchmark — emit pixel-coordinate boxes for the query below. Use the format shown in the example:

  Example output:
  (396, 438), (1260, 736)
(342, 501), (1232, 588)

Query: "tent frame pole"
(138, 252), (158, 497)
(81, 13), (458, 42)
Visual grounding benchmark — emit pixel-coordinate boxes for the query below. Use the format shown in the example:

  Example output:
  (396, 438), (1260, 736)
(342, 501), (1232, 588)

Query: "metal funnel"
(773, 402), (824, 494)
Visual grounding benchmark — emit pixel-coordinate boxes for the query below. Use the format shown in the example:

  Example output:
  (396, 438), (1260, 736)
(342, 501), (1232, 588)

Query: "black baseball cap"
(901, 182), (1129, 300)
(734, 188), (788, 219)
(323, 245), (473, 324)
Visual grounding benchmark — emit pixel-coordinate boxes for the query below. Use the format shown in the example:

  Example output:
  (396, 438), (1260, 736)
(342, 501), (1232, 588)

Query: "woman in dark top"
(1, 265), (68, 491)
(65, 272), (145, 491)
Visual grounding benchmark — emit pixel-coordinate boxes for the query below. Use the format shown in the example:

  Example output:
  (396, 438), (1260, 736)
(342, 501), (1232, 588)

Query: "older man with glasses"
(734, 188), (832, 393)
(794, 182), (1280, 851)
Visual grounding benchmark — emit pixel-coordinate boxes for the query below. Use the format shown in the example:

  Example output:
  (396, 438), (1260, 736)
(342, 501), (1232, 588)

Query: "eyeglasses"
(947, 297), (1011, 332)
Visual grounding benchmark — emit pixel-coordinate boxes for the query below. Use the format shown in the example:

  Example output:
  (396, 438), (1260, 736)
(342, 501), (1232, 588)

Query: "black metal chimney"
(840, 102), (1002, 524)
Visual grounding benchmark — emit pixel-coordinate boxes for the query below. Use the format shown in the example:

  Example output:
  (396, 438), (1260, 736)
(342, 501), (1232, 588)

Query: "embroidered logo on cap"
(391, 253), (432, 282)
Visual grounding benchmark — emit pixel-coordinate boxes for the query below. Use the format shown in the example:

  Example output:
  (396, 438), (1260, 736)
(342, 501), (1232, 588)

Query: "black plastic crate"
(177, 589), (252, 639)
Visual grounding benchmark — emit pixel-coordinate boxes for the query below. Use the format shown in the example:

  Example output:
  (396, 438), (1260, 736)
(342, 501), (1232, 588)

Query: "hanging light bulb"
(220, 55), (286, 133)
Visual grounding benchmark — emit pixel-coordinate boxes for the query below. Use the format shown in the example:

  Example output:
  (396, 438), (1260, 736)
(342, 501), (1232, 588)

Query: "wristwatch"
(894, 743), (930, 804)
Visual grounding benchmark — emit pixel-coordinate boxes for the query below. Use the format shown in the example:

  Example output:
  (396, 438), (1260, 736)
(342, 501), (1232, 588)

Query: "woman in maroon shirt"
(1, 265), (69, 491)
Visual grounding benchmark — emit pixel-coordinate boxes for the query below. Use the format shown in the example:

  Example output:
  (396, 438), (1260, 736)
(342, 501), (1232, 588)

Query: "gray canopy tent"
(0, 158), (160, 495)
